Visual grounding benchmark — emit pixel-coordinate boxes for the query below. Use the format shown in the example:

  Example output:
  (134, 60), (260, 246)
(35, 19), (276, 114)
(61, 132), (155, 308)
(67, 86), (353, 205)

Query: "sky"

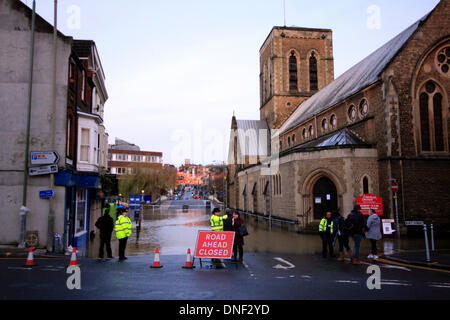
(20, 0), (440, 166)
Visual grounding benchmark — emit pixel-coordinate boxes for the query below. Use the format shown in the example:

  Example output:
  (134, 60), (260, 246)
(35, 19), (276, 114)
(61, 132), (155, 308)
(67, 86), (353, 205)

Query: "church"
(226, 0), (449, 232)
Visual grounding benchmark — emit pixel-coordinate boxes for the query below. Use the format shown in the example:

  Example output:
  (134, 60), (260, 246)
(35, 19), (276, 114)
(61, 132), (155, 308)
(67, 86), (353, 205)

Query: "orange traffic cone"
(150, 248), (163, 268)
(69, 247), (78, 266)
(182, 248), (194, 269)
(24, 247), (36, 267)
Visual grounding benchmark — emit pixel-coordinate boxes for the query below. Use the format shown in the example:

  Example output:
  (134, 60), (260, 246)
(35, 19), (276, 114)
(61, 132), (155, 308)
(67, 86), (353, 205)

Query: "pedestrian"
(232, 211), (244, 262)
(365, 209), (382, 259)
(115, 207), (132, 262)
(95, 207), (114, 260)
(319, 211), (335, 258)
(332, 210), (352, 262)
(210, 207), (228, 232)
(223, 209), (233, 232)
(345, 204), (365, 265)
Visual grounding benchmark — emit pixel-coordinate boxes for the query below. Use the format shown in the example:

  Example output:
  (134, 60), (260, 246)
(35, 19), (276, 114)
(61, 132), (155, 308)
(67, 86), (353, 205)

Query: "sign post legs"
(430, 223), (435, 252)
(423, 224), (431, 262)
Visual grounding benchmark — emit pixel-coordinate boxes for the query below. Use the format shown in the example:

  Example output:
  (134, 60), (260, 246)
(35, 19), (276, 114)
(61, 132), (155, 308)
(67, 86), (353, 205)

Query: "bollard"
(423, 224), (431, 263)
(430, 223), (435, 251)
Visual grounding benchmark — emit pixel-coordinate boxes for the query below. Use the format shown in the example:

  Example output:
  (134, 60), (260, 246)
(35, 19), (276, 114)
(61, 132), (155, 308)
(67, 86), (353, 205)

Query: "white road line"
(272, 257), (295, 269)
(380, 282), (412, 286)
(379, 264), (411, 272)
(335, 280), (359, 284)
(429, 285), (450, 289)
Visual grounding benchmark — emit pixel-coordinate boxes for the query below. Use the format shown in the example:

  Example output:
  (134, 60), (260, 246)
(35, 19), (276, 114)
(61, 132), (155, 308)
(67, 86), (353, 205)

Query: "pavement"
(382, 249), (450, 271)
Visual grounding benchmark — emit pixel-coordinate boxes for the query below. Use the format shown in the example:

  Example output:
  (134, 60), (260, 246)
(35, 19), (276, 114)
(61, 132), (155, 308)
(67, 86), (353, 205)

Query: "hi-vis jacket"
(115, 215), (132, 239)
(319, 218), (333, 234)
(210, 214), (228, 231)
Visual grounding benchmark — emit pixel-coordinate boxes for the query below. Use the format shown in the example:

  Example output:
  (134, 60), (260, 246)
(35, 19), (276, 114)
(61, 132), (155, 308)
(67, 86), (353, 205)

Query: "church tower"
(260, 26), (335, 129)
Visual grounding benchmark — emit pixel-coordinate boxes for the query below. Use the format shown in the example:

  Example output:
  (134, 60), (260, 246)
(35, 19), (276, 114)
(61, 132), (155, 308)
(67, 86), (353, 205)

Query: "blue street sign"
(39, 190), (54, 199)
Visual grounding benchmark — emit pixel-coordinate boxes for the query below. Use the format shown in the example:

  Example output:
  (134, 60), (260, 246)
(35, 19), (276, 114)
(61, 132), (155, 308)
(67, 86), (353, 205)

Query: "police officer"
(115, 208), (132, 262)
(319, 211), (335, 258)
(210, 207), (228, 231)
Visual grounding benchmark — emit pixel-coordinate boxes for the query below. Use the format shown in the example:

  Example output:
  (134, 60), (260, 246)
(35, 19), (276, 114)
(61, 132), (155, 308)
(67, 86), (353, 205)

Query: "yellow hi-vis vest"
(210, 214), (228, 231)
(115, 215), (132, 239)
(319, 218), (333, 234)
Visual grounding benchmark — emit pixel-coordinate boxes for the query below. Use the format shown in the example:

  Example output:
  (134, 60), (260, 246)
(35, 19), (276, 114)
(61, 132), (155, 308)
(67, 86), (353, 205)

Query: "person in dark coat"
(223, 209), (233, 231)
(95, 208), (114, 260)
(332, 210), (352, 262)
(345, 204), (365, 264)
(232, 211), (244, 262)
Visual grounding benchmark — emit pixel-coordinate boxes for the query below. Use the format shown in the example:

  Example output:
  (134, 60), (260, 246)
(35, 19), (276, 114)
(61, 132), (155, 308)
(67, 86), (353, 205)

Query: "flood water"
(127, 200), (449, 257)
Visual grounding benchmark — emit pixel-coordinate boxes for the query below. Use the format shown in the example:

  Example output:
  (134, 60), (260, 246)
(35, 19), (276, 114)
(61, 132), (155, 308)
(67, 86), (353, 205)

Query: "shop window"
(75, 189), (87, 235)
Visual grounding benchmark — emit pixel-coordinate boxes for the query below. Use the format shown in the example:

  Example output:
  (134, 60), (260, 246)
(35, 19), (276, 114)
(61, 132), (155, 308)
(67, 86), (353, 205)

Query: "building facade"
(228, 1), (450, 232)
(0, 0), (111, 255)
(108, 138), (163, 176)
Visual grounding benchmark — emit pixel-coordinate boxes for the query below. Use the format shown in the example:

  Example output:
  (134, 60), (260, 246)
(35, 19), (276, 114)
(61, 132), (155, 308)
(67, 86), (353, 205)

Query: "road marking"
(429, 284), (450, 289)
(376, 258), (450, 274)
(7, 267), (33, 270)
(335, 280), (359, 284)
(379, 264), (411, 272)
(380, 281), (412, 286)
(272, 257), (295, 270)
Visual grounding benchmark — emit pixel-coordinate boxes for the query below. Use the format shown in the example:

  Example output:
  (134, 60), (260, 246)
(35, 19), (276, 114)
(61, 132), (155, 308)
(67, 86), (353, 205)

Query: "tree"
(118, 165), (177, 199)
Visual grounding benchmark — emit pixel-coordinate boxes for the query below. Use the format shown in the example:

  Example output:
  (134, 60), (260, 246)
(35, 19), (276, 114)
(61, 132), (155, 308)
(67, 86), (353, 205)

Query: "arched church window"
(435, 46), (450, 76)
(309, 52), (318, 91)
(360, 99), (369, 117)
(321, 118), (328, 133)
(363, 176), (369, 194)
(289, 51), (298, 91)
(309, 125), (314, 139)
(348, 105), (357, 122)
(302, 128), (307, 140)
(330, 114), (337, 129)
(419, 80), (447, 152)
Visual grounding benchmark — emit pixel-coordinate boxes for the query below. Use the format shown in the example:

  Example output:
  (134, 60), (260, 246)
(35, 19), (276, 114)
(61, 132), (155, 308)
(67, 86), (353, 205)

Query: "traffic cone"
(69, 247), (78, 266)
(24, 247), (36, 267)
(150, 248), (163, 268)
(182, 248), (194, 269)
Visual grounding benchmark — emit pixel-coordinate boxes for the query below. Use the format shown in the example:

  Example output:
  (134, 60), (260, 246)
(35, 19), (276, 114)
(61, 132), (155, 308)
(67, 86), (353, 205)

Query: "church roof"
(292, 128), (370, 151)
(279, 12), (432, 134)
(235, 120), (270, 157)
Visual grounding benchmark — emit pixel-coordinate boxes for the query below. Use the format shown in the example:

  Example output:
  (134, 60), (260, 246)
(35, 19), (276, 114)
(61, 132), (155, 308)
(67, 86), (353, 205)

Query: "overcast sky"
(21, 0), (440, 166)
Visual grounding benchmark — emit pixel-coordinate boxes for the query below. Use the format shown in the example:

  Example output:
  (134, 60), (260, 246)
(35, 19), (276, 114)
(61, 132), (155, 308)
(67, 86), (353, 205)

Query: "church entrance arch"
(313, 177), (338, 220)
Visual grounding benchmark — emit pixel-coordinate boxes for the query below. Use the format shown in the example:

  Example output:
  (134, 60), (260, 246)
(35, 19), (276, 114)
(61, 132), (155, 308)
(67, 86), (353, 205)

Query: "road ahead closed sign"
(194, 231), (235, 259)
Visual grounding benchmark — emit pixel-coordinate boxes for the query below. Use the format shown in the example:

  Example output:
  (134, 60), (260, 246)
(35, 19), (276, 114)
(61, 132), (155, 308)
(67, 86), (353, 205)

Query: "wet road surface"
(1, 198), (449, 300)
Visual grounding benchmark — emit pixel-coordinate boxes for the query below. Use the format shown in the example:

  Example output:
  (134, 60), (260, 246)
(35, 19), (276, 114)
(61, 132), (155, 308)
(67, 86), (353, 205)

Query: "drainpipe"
(246, 171), (249, 215)
(19, 0), (36, 249)
(269, 164), (272, 229)
(47, 0), (58, 252)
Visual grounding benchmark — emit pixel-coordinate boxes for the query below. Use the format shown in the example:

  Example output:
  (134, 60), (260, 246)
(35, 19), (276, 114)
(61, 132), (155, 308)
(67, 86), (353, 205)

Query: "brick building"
(108, 138), (163, 176)
(227, 1), (450, 231)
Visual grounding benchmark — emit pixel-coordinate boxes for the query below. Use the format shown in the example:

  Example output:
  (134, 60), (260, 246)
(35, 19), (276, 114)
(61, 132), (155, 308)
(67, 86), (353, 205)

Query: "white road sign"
(29, 164), (58, 176)
(30, 151), (59, 165)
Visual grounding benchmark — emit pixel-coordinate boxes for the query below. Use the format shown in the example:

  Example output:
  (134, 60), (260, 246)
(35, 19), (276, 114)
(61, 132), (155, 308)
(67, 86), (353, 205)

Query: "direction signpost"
(30, 151), (59, 166)
(29, 164), (58, 176)
(39, 190), (55, 199)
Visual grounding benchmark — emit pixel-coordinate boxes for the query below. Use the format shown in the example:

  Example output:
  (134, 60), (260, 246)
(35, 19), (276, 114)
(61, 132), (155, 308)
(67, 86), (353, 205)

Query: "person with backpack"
(345, 205), (365, 264)
(332, 210), (353, 262)
(365, 209), (382, 259)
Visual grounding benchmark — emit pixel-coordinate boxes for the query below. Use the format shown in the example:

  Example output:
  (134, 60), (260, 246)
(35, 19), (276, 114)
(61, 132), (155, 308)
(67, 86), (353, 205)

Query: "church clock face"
(435, 46), (450, 76)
